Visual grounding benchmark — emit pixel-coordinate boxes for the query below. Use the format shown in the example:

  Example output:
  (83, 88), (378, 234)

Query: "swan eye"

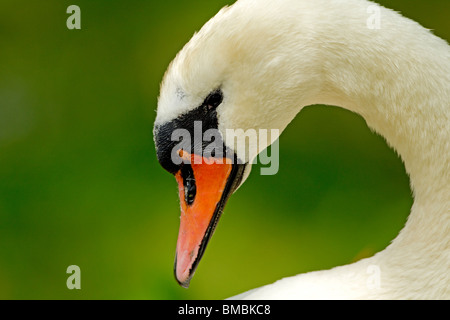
(203, 89), (223, 110)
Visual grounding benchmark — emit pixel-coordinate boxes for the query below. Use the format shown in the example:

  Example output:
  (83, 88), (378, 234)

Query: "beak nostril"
(181, 164), (196, 205)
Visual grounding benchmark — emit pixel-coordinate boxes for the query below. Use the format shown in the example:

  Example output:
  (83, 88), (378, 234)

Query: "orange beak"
(174, 150), (237, 287)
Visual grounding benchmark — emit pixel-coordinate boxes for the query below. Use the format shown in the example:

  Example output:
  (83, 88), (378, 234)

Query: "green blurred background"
(0, 0), (448, 299)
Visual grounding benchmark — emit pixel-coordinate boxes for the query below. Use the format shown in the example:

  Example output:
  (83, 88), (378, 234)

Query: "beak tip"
(175, 271), (191, 288)
(174, 255), (192, 288)
(177, 278), (191, 289)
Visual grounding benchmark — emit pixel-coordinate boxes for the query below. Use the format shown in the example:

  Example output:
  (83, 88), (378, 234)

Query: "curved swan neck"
(228, 0), (449, 299)
(308, 1), (450, 294)
(310, 1), (450, 296)
(287, 0), (446, 186)
(313, 0), (450, 244)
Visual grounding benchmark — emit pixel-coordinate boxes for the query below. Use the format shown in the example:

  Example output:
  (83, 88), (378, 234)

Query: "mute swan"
(153, 0), (450, 299)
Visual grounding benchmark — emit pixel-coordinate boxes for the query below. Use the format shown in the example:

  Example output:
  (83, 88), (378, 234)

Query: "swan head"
(154, 1), (320, 287)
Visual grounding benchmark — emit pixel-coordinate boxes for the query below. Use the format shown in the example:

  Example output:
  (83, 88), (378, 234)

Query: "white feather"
(156, 0), (450, 299)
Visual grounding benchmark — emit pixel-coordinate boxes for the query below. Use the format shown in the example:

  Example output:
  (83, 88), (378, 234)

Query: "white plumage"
(155, 0), (450, 299)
